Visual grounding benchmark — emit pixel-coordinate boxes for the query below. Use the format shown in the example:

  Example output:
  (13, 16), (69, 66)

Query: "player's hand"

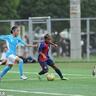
(54, 44), (58, 47)
(40, 52), (47, 60)
(42, 54), (47, 60)
(33, 44), (38, 47)
(49, 42), (58, 47)
(27, 44), (38, 47)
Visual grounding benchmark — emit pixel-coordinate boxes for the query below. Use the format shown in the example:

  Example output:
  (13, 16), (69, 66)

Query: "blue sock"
(0, 65), (12, 78)
(18, 59), (24, 76)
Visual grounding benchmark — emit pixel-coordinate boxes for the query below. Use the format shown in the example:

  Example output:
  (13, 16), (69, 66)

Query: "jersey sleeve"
(0, 35), (9, 41)
(18, 37), (27, 46)
(39, 43), (45, 53)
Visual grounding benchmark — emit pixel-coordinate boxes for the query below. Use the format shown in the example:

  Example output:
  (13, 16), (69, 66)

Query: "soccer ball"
(46, 73), (55, 81)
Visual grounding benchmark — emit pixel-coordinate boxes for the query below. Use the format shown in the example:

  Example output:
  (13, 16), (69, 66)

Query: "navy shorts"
(38, 59), (54, 70)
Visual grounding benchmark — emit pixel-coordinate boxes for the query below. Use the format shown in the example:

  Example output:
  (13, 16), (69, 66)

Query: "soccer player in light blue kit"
(0, 26), (36, 80)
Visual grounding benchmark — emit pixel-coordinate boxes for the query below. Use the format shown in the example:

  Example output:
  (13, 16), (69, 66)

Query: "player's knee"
(8, 64), (13, 68)
(51, 64), (57, 69)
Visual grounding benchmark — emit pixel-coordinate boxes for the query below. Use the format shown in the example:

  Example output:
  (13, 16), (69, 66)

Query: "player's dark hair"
(11, 26), (18, 34)
(44, 34), (50, 40)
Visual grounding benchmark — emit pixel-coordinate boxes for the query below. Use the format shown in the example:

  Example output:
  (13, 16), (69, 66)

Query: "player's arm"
(49, 41), (58, 47)
(39, 52), (47, 59)
(25, 44), (37, 47)
(39, 43), (47, 60)
(0, 35), (9, 41)
(18, 37), (37, 47)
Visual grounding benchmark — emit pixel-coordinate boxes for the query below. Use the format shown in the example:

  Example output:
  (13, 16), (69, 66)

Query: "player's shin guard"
(39, 69), (48, 75)
(0, 65), (12, 78)
(55, 68), (63, 79)
(18, 59), (23, 76)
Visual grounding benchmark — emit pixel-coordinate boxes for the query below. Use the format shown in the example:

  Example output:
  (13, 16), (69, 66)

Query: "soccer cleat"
(20, 75), (27, 80)
(61, 77), (68, 80)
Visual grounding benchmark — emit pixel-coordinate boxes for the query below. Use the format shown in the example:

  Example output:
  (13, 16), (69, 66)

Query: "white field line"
(0, 88), (84, 96)
(0, 76), (92, 82)
(7, 71), (91, 77)
(0, 78), (37, 81)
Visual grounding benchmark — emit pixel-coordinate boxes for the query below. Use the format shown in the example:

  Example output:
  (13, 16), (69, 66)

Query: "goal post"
(28, 16), (52, 59)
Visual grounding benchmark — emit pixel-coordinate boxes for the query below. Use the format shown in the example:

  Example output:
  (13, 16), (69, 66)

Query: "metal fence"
(0, 17), (96, 60)
(51, 18), (96, 61)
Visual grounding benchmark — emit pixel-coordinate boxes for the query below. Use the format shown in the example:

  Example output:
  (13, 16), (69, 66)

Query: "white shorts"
(7, 54), (18, 65)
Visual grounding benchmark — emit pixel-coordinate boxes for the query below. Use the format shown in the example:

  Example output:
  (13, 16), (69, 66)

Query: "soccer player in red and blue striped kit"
(38, 34), (68, 80)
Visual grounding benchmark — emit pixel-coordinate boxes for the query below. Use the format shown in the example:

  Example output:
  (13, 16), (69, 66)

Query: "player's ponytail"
(11, 26), (18, 34)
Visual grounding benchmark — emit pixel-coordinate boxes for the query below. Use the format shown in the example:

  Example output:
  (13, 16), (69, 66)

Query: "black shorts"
(38, 59), (54, 70)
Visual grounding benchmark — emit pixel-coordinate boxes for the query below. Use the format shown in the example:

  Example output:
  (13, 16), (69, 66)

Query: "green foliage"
(81, 0), (96, 32)
(18, 0), (69, 18)
(0, 0), (96, 34)
(0, 0), (20, 34)
(0, 0), (20, 19)
(81, 0), (96, 17)
(0, 0), (96, 19)
(17, 0), (96, 18)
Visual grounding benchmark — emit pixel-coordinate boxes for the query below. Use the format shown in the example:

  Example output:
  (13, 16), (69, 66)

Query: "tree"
(81, 0), (96, 32)
(0, 0), (20, 19)
(81, 0), (96, 17)
(0, 0), (20, 35)
(18, 0), (69, 19)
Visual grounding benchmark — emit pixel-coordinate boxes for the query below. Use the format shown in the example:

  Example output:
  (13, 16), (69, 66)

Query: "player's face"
(13, 28), (20, 37)
(45, 37), (52, 44)
(4, 47), (8, 52)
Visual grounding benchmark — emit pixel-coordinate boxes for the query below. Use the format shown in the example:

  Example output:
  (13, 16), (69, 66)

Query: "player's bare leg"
(15, 57), (27, 80)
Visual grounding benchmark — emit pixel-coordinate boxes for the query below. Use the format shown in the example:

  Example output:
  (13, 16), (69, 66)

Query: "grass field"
(0, 58), (96, 96)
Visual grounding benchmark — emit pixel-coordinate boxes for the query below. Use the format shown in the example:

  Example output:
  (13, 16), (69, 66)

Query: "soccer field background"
(0, 58), (96, 96)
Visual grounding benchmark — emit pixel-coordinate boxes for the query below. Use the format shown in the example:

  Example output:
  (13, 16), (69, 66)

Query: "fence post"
(86, 19), (90, 60)
(28, 17), (34, 57)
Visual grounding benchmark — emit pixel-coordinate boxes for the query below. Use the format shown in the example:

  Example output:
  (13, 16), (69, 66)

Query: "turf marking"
(0, 88), (84, 96)
(9, 71), (91, 77)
